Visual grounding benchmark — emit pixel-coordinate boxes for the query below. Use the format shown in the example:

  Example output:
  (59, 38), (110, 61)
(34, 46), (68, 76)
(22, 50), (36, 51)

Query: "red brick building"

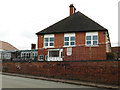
(36, 4), (111, 61)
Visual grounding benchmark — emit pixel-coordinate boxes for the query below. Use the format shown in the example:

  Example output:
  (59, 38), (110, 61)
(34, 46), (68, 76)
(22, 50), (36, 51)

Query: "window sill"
(63, 45), (76, 48)
(46, 60), (63, 62)
(43, 46), (54, 49)
(38, 60), (44, 61)
(85, 45), (99, 47)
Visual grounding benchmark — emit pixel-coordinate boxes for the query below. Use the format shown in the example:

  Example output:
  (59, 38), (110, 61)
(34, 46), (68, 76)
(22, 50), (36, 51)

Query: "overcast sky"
(0, 0), (119, 50)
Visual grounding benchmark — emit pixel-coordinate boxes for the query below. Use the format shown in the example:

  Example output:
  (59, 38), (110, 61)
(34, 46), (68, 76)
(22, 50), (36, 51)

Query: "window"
(86, 32), (98, 46)
(49, 51), (59, 57)
(35, 53), (37, 57)
(47, 49), (63, 61)
(38, 55), (44, 61)
(64, 33), (75, 46)
(26, 53), (30, 58)
(44, 34), (54, 47)
(33, 53), (34, 56)
(23, 53), (26, 58)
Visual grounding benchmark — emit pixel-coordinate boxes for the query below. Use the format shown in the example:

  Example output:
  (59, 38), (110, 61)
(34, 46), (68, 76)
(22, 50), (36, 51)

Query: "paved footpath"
(1, 72), (119, 89)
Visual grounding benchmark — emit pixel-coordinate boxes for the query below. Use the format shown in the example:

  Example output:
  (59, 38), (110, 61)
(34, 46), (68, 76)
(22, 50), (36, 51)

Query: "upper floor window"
(64, 33), (75, 46)
(44, 34), (54, 47)
(86, 32), (98, 46)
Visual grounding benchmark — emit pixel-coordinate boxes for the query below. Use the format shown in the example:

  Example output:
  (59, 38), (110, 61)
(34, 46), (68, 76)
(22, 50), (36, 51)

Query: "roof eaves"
(37, 29), (108, 35)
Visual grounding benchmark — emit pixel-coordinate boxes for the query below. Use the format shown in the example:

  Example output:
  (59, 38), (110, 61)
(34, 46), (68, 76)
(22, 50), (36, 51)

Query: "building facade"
(0, 49), (38, 61)
(20, 50), (38, 61)
(0, 41), (18, 60)
(36, 4), (111, 61)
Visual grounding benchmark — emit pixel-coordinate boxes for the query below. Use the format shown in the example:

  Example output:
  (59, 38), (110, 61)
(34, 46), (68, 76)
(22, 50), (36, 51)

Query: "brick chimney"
(31, 44), (36, 50)
(69, 4), (76, 16)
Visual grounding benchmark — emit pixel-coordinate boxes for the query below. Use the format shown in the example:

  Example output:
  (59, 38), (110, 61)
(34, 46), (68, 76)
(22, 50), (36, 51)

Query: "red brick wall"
(37, 31), (107, 60)
(98, 31), (106, 44)
(38, 35), (44, 48)
(54, 34), (64, 48)
(112, 47), (120, 58)
(2, 61), (120, 85)
(76, 32), (85, 45)
(63, 45), (106, 61)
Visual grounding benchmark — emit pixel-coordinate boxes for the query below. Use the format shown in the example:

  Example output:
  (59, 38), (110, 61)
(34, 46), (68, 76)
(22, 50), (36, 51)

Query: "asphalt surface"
(2, 74), (107, 89)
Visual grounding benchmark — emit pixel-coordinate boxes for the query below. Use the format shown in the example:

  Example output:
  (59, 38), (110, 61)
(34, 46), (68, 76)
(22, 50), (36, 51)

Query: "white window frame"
(47, 49), (63, 61)
(44, 34), (54, 48)
(48, 49), (60, 58)
(64, 33), (75, 47)
(38, 55), (44, 61)
(86, 32), (98, 46)
(45, 55), (48, 61)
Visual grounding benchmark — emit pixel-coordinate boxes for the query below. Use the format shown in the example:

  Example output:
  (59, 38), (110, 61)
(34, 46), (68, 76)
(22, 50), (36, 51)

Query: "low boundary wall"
(2, 60), (120, 85)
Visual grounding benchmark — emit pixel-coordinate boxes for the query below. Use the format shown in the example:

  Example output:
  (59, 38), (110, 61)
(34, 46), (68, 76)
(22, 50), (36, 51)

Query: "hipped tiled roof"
(36, 11), (107, 35)
(0, 41), (18, 51)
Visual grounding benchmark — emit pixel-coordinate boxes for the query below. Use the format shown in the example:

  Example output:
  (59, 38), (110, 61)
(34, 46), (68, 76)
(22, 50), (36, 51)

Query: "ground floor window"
(48, 49), (63, 61)
(49, 51), (59, 57)
(38, 55), (44, 61)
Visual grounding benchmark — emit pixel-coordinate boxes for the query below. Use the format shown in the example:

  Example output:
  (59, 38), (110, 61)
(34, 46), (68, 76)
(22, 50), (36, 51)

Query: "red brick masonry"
(38, 31), (109, 60)
(2, 60), (120, 85)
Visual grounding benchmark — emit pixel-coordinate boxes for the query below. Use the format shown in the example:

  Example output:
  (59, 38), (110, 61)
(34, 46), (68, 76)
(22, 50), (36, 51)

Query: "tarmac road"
(2, 74), (107, 89)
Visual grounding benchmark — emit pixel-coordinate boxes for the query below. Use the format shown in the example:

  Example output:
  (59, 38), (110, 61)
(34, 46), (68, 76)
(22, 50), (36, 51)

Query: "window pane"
(49, 51), (59, 57)
(70, 37), (75, 41)
(40, 56), (43, 59)
(64, 42), (69, 46)
(50, 37), (54, 42)
(93, 36), (98, 40)
(28, 53), (30, 58)
(87, 41), (91, 45)
(44, 43), (48, 46)
(39, 55), (44, 60)
(70, 42), (75, 45)
(50, 43), (54, 46)
(93, 41), (98, 45)
(86, 36), (91, 40)
(65, 37), (69, 41)
(44, 38), (48, 42)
